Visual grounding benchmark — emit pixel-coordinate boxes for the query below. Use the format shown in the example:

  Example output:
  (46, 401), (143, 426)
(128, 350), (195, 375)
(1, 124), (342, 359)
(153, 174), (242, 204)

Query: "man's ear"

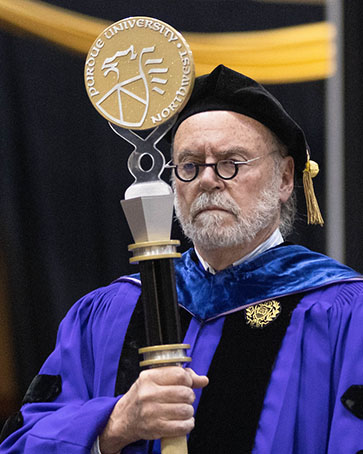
(279, 156), (294, 203)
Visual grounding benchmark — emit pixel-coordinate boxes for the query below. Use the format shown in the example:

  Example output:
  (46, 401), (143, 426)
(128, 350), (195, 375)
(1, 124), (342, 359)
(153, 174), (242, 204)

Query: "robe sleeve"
(0, 282), (138, 454)
(327, 282), (363, 453)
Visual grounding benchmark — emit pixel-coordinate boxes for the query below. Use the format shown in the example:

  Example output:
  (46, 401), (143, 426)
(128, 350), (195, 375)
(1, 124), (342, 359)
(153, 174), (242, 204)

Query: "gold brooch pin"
(245, 300), (281, 328)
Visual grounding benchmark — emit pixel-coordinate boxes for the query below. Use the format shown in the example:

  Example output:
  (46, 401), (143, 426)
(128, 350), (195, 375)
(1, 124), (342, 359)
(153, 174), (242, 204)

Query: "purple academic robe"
(1, 247), (363, 453)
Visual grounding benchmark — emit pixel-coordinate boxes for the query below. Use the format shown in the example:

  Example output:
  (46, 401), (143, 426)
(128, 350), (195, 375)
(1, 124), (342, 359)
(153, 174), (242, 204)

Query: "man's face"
(172, 110), (294, 250)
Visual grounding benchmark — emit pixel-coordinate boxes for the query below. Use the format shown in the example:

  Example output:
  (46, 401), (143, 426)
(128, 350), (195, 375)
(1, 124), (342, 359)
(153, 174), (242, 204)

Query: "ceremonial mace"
(84, 16), (194, 453)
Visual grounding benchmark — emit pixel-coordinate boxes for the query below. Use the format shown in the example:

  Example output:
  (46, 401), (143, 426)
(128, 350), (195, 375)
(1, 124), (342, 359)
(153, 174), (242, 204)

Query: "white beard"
(174, 180), (281, 250)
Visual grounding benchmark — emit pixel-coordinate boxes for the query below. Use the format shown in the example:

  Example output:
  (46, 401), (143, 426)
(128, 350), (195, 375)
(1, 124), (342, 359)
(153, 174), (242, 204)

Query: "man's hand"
(99, 367), (209, 454)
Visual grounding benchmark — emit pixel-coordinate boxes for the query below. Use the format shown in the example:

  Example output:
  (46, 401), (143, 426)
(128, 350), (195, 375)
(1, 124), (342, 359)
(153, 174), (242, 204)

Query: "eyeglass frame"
(165, 151), (277, 182)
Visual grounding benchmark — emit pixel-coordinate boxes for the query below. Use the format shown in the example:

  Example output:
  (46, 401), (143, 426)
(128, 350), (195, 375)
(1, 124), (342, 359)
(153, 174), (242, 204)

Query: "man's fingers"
(154, 417), (195, 439)
(147, 402), (195, 421)
(185, 368), (209, 389)
(139, 366), (209, 390)
(139, 384), (196, 405)
(98, 367), (207, 451)
(140, 367), (194, 387)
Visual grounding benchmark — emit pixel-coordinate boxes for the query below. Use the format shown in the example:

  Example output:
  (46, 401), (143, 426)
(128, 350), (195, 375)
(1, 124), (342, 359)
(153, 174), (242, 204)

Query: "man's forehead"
(173, 110), (278, 151)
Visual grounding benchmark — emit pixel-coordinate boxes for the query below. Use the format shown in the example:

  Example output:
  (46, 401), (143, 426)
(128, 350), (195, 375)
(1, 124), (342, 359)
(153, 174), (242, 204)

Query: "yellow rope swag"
(0, 0), (335, 83)
(303, 153), (324, 226)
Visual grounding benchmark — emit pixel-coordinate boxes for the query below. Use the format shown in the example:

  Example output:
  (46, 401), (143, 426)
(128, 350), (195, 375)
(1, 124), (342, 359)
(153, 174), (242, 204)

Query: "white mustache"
(190, 192), (241, 219)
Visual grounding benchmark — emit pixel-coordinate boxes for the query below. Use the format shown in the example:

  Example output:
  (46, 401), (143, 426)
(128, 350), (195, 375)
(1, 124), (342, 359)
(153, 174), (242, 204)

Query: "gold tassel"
(303, 159), (324, 226)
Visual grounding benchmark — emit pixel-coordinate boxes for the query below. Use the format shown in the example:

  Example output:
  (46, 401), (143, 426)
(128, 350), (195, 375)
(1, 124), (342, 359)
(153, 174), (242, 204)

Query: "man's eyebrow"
(217, 148), (251, 158)
(175, 147), (251, 162)
(175, 150), (200, 162)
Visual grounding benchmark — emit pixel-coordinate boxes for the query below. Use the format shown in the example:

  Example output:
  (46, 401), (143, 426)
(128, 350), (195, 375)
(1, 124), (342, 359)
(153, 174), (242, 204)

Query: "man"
(1, 65), (363, 454)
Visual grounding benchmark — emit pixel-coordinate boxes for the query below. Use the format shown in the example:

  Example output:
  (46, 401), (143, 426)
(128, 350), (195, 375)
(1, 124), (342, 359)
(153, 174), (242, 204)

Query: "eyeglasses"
(166, 153), (273, 182)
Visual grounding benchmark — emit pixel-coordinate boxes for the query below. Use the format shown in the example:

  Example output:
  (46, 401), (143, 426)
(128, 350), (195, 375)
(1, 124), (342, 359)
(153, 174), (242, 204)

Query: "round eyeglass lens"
(216, 160), (238, 179)
(178, 163), (197, 181)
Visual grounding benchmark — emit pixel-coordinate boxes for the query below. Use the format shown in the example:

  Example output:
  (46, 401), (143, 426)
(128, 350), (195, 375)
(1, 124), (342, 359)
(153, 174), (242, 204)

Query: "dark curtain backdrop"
(0, 0), (353, 404)
(344, 2), (363, 273)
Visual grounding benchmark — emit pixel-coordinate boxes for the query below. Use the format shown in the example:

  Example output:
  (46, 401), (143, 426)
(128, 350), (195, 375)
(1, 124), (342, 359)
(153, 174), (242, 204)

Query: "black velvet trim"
(22, 374), (62, 404)
(114, 296), (192, 396)
(341, 385), (363, 419)
(188, 292), (304, 453)
(0, 411), (24, 443)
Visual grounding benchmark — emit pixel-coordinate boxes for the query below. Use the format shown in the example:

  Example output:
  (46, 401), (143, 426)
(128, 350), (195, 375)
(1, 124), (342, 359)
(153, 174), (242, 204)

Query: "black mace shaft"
(139, 258), (182, 346)
(133, 245), (191, 454)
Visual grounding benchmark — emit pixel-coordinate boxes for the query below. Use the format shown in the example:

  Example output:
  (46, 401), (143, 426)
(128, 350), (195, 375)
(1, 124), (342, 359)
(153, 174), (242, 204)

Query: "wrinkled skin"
(173, 111), (294, 270)
(99, 367), (208, 453)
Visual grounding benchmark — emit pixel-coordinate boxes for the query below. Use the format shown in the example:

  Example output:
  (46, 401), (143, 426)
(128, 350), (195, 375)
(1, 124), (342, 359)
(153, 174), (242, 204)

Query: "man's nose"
(198, 164), (224, 191)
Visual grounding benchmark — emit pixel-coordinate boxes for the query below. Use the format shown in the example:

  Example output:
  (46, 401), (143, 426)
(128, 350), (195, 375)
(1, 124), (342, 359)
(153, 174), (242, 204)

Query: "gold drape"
(0, 0), (335, 83)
